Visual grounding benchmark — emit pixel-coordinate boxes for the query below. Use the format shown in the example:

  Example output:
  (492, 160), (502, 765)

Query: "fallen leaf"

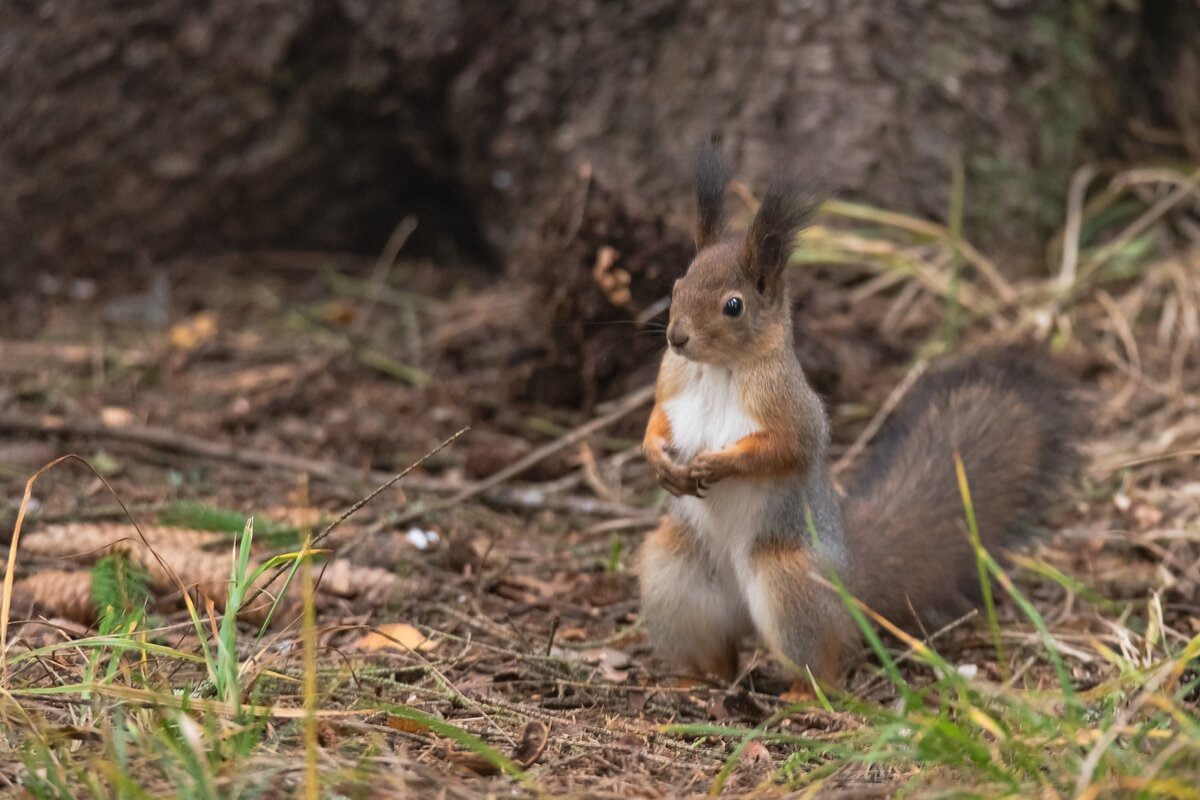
(447, 750), (498, 777)
(319, 299), (357, 326)
(743, 739), (772, 767)
(386, 715), (430, 734)
(512, 720), (549, 768)
(780, 681), (816, 704)
(721, 690), (767, 724)
(169, 312), (218, 351)
(577, 647), (631, 682)
(615, 732), (646, 749)
(354, 623), (438, 653)
(99, 406), (134, 427)
(89, 450), (122, 477)
(1129, 499), (1164, 531)
(706, 694), (730, 722)
(592, 245), (632, 306)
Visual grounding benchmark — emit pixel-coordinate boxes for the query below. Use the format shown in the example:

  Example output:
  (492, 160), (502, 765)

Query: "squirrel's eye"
(723, 296), (743, 318)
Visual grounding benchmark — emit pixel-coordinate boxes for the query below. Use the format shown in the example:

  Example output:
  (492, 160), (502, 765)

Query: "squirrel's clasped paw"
(657, 459), (702, 498)
(687, 450), (728, 495)
(649, 442), (703, 497)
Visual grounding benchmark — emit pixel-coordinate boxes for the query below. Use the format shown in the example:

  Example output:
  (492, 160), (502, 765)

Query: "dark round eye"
(723, 296), (743, 317)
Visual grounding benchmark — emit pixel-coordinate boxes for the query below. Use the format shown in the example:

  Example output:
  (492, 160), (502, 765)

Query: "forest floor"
(1, 168), (1199, 798)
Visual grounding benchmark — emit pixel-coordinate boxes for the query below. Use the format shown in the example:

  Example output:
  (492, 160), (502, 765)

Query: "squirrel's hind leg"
(639, 518), (748, 681)
(745, 540), (851, 686)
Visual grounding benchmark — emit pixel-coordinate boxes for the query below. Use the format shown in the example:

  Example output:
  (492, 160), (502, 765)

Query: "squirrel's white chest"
(663, 364), (767, 559)
(663, 364), (758, 462)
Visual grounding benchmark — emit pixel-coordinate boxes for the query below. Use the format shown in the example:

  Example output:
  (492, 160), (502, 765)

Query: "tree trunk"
(2, 0), (1193, 280)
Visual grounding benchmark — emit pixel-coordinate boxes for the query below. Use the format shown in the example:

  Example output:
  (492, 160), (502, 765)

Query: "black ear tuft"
(693, 133), (729, 250)
(741, 175), (818, 296)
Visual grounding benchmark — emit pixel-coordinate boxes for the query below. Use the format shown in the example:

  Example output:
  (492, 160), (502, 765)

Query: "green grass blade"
(381, 704), (527, 782)
(954, 454), (1007, 681)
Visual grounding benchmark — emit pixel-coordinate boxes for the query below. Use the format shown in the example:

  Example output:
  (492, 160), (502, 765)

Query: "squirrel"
(639, 138), (1080, 688)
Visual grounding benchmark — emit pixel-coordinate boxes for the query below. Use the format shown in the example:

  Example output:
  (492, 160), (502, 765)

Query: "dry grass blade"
(820, 198), (1017, 302)
(3, 455), (80, 684)
(1059, 163), (1099, 288)
(241, 427), (468, 612)
(832, 358), (928, 476)
(1081, 166), (1200, 281)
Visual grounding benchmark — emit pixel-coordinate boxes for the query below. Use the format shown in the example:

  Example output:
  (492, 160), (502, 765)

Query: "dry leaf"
(614, 732), (645, 749)
(714, 690), (767, 724)
(743, 739), (772, 767)
(512, 720), (550, 768)
(169, 311), (218, 351)
(592, 245), (632, 307)
(319, 299), (357, 326)
(446, 750), (498, 777)
(386, 715), (430, 734)
(354, 623), (438, 653)
(99, 406), (134, 427)
(558, 626), (587, 641)
(576, 647), (631, 682)
(319, 559), (400, 601)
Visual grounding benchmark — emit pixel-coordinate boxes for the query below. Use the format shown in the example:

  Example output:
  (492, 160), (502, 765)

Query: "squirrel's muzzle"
(667, 321), (690, 350)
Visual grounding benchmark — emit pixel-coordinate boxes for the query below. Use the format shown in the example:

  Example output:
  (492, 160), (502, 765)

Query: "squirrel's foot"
(779, 679), (816, 704)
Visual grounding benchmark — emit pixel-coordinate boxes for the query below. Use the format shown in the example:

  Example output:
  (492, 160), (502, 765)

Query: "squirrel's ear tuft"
(741, 177), (817, 297)
(694, 133), (729, 251)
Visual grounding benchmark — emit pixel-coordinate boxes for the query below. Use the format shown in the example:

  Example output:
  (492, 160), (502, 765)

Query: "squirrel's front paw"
(688, 451), (730, 495)
(656, 458), (702, 498)
(647, 441), (702, 497)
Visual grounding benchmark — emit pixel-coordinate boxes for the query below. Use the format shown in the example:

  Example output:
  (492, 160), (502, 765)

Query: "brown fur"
(842, 349), (1082, 629)
(639, 142), (1081, 687)
(748, 540), (850, 684)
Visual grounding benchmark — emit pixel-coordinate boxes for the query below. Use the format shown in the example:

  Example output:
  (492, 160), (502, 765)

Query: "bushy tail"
(842, 348), (1082, 628)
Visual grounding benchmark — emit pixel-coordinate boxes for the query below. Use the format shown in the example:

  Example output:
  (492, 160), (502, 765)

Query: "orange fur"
(690, 430), (804, 483)
(644, 403), (673, 452)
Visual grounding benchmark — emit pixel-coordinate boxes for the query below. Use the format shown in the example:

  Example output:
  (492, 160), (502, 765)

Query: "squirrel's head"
(666, 137), (814, 368)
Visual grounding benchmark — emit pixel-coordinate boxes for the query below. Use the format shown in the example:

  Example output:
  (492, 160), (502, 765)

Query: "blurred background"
(4, 2), (1198, 271)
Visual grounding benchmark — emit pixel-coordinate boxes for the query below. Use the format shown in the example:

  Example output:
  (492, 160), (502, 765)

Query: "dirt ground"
(1, 187), (1199, 797)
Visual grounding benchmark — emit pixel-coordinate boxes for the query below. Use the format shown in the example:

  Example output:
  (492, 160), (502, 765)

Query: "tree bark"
(1, 0), (1193, 280)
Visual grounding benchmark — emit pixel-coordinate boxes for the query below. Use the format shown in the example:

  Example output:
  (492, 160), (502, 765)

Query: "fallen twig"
(241, 428), (469, 613)
(0, 413), (652, 519)
(0, 412), (453, 493)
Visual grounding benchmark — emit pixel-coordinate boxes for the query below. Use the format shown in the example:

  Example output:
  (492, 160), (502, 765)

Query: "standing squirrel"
(640, 139), (1079, 687)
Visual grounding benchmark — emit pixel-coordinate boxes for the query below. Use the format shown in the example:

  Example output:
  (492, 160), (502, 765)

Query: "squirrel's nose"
(667, 323), (689, 349)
